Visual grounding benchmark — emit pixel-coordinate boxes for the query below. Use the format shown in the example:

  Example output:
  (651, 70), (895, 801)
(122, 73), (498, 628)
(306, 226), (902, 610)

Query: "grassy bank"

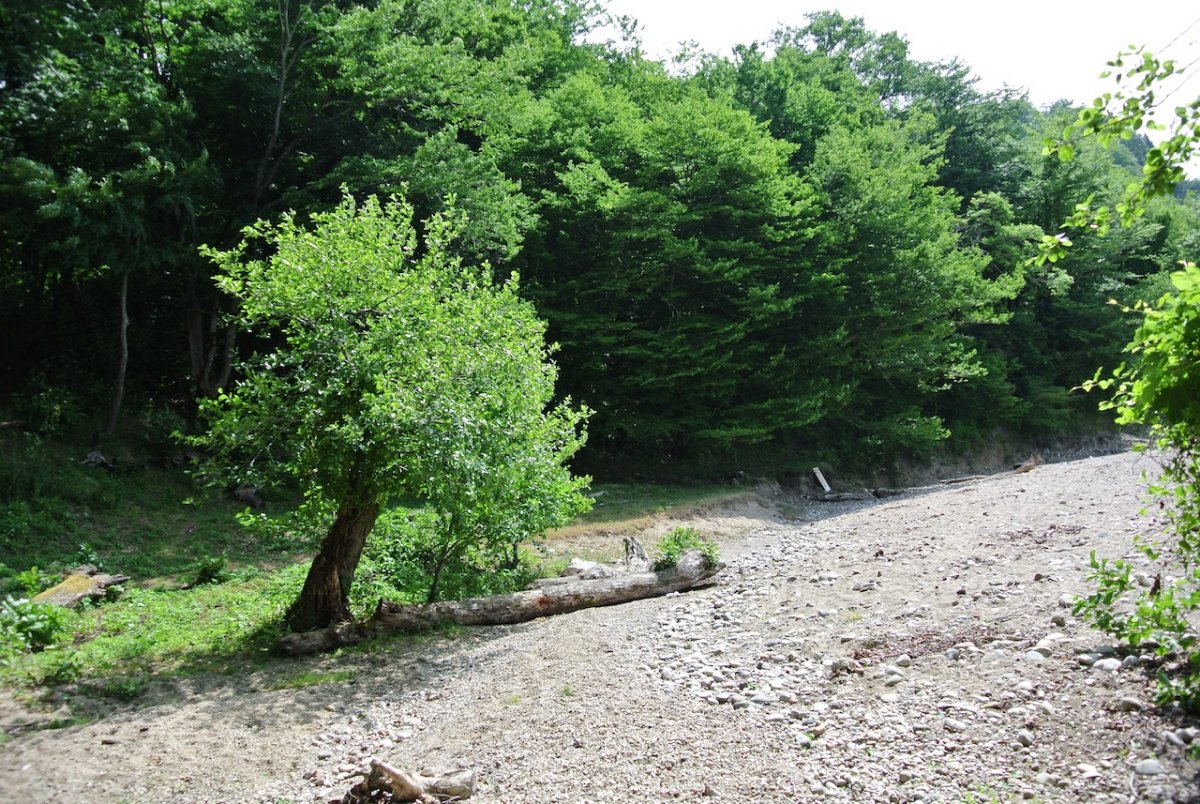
(0, 432), (742, 705)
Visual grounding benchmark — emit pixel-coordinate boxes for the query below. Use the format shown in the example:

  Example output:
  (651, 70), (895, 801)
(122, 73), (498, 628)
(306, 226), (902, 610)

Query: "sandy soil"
(2, 449), (1199, 803)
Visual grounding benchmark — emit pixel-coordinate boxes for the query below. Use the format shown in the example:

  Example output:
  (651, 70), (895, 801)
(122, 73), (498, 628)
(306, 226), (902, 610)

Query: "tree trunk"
(188, 297), (238, 399)
(285, 499), (380, 632)
(104, 271), (130, 436)
(279, 550), (721, 656)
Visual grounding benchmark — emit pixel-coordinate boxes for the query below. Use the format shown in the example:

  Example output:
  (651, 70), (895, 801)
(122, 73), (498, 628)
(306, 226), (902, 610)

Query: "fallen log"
(33, 565), (130, 608)
(280, 550), (721, 656)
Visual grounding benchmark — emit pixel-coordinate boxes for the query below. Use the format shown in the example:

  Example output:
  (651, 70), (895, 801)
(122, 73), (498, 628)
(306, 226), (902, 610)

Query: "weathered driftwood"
(81, 450), (115, 471)
(938, 474), (988, 485)
(280, 550), (721, 656)
(623, 534), (651, 572)
(32, 565), (129, 608)
(871, 487), (908, 498)
(233, 482), (265, 510)
(1012, 456), (1042, 474)
(820, 490), (874, 502)
(344, 759), (476, 803)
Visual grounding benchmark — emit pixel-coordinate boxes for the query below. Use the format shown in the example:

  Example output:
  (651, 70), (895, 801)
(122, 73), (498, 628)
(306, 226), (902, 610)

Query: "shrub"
(0, 595), (69, 653)
(188, 556), (231, 587)
(14, 377), (85, 437)
(653, 527), (720, 571)
(76, 542), (103, 569)
(1078, 262), (1200, 709)
(351, 508), (546, 614)
(0, 563), (18, 597)
(16, 566), (54, 597)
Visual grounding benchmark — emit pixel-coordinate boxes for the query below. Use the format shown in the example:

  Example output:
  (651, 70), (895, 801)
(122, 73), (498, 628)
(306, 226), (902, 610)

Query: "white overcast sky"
(593, 1), (1200, 110)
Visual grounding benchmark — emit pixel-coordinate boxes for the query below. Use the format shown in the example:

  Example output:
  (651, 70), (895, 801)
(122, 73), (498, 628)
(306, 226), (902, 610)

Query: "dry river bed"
(3, 450), (1200, 802)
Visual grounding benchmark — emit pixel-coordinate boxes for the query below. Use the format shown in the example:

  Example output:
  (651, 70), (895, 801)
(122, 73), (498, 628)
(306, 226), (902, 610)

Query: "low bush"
(0, 596), (69, 654)
(653, 527), (719, 571)
(187, 556), (231, 587)
(351, 508), (545, 614)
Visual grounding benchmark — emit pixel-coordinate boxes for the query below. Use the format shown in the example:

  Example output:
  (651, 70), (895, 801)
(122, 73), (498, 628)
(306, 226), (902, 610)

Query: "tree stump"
(32, 565), (129, 608)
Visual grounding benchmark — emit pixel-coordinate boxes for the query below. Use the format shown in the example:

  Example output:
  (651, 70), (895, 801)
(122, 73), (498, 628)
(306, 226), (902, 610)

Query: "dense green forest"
(2, 0), (1196, 471)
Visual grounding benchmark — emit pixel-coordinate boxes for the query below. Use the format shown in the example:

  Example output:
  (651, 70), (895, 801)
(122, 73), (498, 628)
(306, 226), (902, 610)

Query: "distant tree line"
(2, 1), (1196, 470)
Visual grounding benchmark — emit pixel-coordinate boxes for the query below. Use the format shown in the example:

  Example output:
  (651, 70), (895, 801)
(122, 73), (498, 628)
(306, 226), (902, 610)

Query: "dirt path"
(3, 450), (1199, 802)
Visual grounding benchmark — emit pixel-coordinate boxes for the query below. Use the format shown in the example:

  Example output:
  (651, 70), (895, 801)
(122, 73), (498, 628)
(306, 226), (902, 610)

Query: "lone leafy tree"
(193, 194), (590, 631)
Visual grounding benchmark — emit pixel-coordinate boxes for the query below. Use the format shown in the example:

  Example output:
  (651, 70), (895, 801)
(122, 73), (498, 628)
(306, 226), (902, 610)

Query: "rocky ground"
(3, 449), (1200, 802)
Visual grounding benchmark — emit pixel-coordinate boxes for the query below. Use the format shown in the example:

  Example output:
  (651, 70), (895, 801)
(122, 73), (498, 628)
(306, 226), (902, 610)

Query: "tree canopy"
(2, 2), (1196, 473)
(192, 194), (589, 629)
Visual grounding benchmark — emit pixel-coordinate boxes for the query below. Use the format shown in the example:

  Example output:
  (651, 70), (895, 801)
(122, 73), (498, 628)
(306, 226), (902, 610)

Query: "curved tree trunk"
(105, 271), (130, 436)
(286, 500), (380, 632)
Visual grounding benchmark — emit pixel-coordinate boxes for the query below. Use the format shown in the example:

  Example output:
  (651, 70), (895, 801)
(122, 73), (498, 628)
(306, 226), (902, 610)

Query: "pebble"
(1135, 759), (1167, 776)
(943, 718), (967, 733)
(1092, 658), (1122, 673)
(1023, 650), (1046, 664)
(1017, 729), (1035, 747)
(1117, 696), (1143, 712)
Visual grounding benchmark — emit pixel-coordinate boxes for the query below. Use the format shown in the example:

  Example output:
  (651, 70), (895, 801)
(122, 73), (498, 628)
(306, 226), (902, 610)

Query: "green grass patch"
(269, 669), (357, 690)
(1, 563), (307, 691)
(0, 433), (318, 583)
(0, 431), (754, 705)
(571, 483), (745, 525)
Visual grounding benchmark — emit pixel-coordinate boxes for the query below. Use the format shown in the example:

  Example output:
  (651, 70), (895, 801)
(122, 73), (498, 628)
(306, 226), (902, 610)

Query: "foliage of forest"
(2, 0), (1196, 469)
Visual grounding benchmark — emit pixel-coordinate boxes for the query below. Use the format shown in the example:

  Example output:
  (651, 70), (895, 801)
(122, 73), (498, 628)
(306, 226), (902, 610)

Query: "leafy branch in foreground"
(1035, 46), (1199, 266)
(1046, 41), (1200, 709)
(1077, 262), (1200, 707)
